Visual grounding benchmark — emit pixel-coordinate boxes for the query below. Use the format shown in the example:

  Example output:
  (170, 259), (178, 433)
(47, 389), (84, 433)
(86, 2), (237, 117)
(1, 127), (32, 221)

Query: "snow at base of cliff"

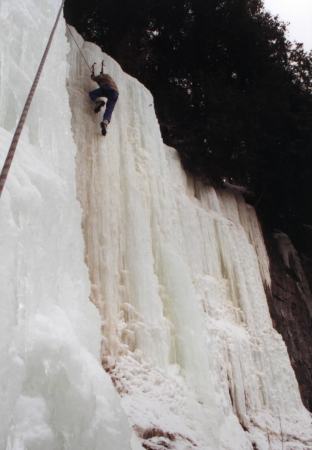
(0, 1), (311, 449)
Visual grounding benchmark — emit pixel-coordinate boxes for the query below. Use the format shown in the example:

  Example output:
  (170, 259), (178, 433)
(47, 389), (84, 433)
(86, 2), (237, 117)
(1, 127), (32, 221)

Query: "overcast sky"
(263, 0), (312, 51)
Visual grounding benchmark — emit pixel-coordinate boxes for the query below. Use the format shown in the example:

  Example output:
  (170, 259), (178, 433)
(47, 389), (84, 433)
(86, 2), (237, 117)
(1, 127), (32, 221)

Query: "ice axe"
(100, 60), (105, 74)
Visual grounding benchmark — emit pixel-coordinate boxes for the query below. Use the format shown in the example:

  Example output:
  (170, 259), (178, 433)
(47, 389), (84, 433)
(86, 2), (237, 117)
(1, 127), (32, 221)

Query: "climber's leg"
(102, 89), (119, 123)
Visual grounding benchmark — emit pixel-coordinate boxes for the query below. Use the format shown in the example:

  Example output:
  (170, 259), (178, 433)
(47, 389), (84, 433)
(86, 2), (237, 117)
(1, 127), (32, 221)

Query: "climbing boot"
(94, 100), (105, 113)
(100, 120), (109, 136)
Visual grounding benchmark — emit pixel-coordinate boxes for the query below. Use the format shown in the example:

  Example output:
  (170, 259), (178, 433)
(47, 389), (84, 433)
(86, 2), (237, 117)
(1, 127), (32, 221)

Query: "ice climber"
(89, 63), (119, 136)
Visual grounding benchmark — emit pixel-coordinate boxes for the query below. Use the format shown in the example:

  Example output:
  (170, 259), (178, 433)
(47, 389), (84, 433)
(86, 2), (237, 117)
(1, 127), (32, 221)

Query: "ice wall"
(0, 2), (133, 449)
(67, 28), (312, 450)
(0, 0), (311, 448)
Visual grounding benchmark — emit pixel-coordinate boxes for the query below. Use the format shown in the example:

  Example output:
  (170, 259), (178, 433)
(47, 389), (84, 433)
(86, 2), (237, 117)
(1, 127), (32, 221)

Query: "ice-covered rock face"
(67, 28), (312, 450)
(0, 0), (311, 448)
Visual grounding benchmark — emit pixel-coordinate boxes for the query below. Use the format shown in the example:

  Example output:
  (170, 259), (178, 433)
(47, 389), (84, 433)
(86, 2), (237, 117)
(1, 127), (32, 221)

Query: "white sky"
(264, 0), (312, 51)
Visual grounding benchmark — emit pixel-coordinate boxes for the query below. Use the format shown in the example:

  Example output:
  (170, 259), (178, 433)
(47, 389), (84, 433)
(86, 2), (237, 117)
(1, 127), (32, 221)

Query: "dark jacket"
(91, 73), (118, 92)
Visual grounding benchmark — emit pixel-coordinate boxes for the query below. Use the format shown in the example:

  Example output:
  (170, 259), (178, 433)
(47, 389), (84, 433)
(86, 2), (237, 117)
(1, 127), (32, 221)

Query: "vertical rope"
(278, 414), (284, 450)
(0, 0), (65, 198)
(66, 24), (92, 72)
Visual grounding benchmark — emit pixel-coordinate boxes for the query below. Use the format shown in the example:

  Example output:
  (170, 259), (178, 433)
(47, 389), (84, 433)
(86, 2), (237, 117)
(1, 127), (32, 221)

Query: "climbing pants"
(89, 86), (119, 123)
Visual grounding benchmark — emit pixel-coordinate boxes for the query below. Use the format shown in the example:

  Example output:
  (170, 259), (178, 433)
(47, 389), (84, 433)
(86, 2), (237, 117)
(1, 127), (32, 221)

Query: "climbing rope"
(66, 24), (93, 72)
(0, 0), (65, 198)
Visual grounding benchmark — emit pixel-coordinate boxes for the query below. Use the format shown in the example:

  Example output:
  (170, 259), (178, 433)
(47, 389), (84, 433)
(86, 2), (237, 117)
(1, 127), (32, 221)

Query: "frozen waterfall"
(0, 1), (311, 449)
(0, 1), (133, 449)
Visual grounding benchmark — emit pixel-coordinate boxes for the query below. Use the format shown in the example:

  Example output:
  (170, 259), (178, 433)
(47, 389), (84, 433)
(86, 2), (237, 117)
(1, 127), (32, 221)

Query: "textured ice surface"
(0, 0), (311, 448)
(0, 1), (132, 449)
(67, 27), (312, 450)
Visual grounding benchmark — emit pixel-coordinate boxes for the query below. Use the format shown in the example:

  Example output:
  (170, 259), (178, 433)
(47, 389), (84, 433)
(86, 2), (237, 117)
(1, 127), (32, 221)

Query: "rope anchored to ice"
(66, 23), (94, 73)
